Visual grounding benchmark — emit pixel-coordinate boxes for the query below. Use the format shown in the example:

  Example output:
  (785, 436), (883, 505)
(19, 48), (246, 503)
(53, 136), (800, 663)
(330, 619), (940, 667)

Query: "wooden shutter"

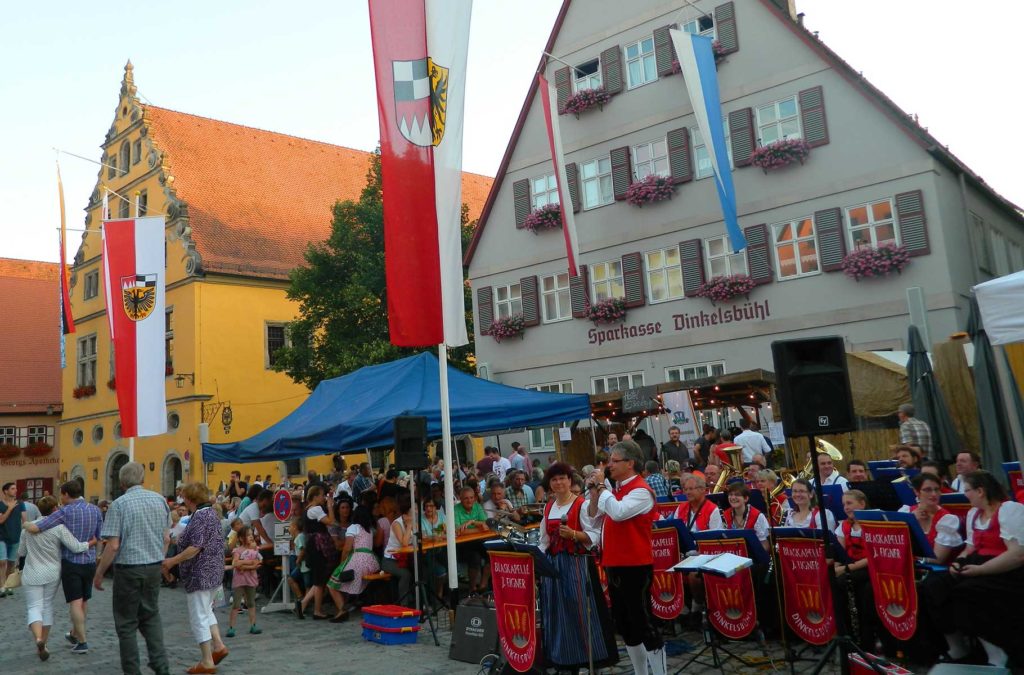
(667, 127), (693, 184)
(570, 265), (590, 318)
(814, 207), (846, 272)
(680, 239), (706, 297)
(600, 45), (623, 95)
(610, 146), (632, 201)
(520, 276), (540, 327)
(621, 252), (646, 308)
(565, 162), (581, 213)
(896, 190), (930, 256)
(714, 2), (739, 54)
(477, 286), (494, 333)
(728, 108), (756, 167)
(799, 86), (829, 148)
(513, 178), (531, 229)
(554, 66), (572, 115)
(744, 223), (773, 285)
(653, 25), (678, 77)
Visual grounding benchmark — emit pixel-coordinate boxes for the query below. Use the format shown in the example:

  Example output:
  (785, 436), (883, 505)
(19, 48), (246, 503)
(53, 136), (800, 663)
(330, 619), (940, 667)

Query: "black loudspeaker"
(393, 415), (428, 471)
(771, 336), (855, 436)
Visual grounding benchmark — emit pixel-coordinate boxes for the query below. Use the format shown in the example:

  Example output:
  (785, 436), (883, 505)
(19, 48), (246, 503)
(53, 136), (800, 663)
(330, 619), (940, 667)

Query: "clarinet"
(844, 568), (860, 643)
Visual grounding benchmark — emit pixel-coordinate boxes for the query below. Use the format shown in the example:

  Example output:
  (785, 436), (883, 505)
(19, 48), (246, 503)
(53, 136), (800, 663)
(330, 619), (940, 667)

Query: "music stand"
(853, 510), (937, 561)
(848, 480), (903, 513)
(654, 517), (697, 554)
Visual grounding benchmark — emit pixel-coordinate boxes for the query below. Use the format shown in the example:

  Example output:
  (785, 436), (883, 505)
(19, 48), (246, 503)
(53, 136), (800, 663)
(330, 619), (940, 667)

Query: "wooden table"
(396, 523), (540, 555)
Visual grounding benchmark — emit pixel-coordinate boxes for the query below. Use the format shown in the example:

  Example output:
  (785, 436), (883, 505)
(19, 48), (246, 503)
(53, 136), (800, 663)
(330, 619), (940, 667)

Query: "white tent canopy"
(975, 270), (1024, 346)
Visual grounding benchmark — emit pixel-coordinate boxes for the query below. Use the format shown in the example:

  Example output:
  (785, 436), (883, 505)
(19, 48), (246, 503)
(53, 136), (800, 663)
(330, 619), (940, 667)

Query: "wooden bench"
(360, 571), (395, 605)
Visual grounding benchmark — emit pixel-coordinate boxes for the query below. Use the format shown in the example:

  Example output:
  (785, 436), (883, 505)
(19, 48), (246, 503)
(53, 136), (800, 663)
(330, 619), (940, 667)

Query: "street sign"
(273, 488), (293, 521)
(273, 522), (291, 556)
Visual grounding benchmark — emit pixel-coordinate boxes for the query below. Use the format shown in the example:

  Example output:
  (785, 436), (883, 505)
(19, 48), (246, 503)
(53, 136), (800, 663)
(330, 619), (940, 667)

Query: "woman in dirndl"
(538, 462), (618, 672)
(325, 505), (380, 622)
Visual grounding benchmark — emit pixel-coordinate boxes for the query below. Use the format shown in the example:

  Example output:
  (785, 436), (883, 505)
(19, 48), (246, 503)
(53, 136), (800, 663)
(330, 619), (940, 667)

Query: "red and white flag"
(538, 73), (581, 277)
(103, 217), (167, 438)
(368, 0), (471, 347)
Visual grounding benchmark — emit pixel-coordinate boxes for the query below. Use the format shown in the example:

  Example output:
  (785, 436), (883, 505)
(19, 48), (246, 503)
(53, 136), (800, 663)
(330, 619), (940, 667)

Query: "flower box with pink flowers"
(585, 298), (627, 325)
(695, 274), (756, 304)
(626, 174), (675, 207)
(750, 138), (811, 172)
(522, 204), (562, 233)
(563, 87), (611, 118)
(841, 243), (910, 281)
(485, 315), (525, 343)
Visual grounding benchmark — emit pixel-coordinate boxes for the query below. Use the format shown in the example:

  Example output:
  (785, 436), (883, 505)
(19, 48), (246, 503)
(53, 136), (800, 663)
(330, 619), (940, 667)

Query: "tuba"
(773, 439), (843, 497)
(712, 444), (745, 492)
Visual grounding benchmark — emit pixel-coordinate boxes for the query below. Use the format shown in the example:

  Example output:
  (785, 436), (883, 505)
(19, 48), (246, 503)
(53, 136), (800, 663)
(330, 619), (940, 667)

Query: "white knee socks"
(980, 639), (1008, 667)
(625, 643), (648, 674)
(647, 646), (667, 675)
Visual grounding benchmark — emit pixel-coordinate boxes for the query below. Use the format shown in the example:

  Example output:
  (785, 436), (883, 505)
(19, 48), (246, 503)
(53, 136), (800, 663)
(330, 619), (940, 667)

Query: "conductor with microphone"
(588, 441), (666, 675)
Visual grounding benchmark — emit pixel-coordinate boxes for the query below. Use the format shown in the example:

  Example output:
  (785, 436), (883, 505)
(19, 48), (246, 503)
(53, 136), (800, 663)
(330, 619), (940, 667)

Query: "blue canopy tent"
(202, 352), (591, 463)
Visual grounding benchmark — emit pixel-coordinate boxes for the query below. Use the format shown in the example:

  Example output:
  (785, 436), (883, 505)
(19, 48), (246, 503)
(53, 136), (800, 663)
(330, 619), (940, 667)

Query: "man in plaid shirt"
(643, 461), (672, 499)
(897, 403), (933, 458)
(24, 479), (103, 652)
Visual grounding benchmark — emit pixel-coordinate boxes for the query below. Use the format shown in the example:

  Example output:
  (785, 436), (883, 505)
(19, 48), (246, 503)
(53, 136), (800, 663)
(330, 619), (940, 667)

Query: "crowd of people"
(3, 403), (1023, 673)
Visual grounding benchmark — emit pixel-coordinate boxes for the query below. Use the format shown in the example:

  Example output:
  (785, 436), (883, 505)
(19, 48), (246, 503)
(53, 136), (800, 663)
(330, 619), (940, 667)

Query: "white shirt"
(721, 507), (769, 541)
(334, 481), (351, 498)
(493, 456), (512, 482)
(595, 474), (655, 523)
(898, 505), (963, 548)
(812, 471), (850, 492)
(785, 508), (836, 531)
(18, 520), (90, 586)
(734, 430), (772, 463)
(510, 453), (527, 472)
(538, 498), (601, 552)
(239, 501), (262, 526)
(482, 498), (513, 519)
(950, 475), (965, 492)
(306, 505), (327, 522)
(674, 499), (724, 532)
(966, 501), (1024, 547)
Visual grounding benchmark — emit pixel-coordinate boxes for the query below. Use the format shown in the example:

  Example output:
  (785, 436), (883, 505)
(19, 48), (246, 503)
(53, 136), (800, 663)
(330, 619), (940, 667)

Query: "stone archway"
(106, 452), (130, 501)
(70, 464), (86, 496)
(162, 453), (183, 498)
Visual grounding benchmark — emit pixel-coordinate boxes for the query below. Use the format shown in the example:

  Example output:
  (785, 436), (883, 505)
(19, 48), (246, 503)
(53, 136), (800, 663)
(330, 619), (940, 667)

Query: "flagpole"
(438, 343), (458, 593)
(129, 436), (135, 463)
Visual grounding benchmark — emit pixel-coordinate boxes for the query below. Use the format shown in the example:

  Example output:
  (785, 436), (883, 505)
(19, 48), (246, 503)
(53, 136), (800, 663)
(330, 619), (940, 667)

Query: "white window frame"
(771, 216), (821, 280)
(540, 272), (571, 323)
(494, 283), (522, 321)
(845, 198), (899, 251)
(580, 156), (613, 210)
(665, 361), (726, 383)
(84, 270), (100, 299)
(624, 36), (657, 89)
(77, 333), (97, 387)
(591, 372), (645, 395)
(590, 259), (624, 302)
(755, 95), (802, 146)
(644, 246), (684, 303)
(692, 118), (732, 180)
(681, 14), (716, 37)
(527, 381), (574, 450)
(704, 235), (748, 278)
(265, 322), (292, 369)
(0, 426), (15, 445)
(530, 173), (559, 210)
(571, 58), (602, 93)
(27, 426), (54, 445)
(631, 139), (669, 180)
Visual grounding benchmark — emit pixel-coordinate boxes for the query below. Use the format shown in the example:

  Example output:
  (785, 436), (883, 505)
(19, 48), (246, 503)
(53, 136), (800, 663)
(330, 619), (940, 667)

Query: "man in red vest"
(587, 441), (666, 675)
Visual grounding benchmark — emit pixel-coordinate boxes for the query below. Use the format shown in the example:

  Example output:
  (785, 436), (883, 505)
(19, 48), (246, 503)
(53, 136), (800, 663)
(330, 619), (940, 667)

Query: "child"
(228, 526), (262, 637)
(832, 490), (889, 654)
(288, 517), (311, 618)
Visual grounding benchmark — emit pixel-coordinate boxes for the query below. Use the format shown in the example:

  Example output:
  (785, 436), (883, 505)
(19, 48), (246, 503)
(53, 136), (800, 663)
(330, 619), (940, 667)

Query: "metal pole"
(129, 436), (135, 463)
(411, 478), (421, 612)
(994, 345), (1024, 464)
(439, 344), (459, 592)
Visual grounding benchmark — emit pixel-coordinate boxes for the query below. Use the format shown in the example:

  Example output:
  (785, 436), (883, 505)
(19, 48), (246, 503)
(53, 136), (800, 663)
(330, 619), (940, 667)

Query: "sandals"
(36, 640), (49, 662)
(212, 647), (229, 664)
(330, 611), (350, 623)
(186, 664), (217, 674)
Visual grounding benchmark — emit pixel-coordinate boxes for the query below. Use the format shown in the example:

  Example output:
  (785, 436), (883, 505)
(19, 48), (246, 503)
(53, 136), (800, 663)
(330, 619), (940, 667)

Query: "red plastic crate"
(362, 604), (422, 630)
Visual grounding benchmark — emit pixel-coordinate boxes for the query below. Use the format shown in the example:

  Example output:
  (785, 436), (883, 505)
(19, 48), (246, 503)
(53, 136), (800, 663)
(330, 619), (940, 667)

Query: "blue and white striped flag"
(671, 29), (746, 252)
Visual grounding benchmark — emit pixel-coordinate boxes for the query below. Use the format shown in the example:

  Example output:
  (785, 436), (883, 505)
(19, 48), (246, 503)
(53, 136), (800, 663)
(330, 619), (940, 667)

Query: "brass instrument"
(771, 439), (843, 498)
(712, 444), (745, 492)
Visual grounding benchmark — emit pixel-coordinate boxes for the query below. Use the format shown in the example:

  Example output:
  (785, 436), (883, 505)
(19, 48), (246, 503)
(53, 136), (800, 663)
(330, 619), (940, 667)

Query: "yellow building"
(60, 63), (493, 500)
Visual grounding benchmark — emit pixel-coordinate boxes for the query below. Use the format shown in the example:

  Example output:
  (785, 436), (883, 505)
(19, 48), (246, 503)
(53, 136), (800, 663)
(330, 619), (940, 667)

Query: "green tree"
(273, 151), (476, 390)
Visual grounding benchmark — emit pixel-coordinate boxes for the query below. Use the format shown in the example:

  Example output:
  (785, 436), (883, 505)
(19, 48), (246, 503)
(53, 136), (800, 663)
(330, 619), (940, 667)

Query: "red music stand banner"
(651, 526), (684, 619)
(776, 536), (836, 645)
(860, 520), (918, 640)
(697, 537), (757, 639)
(490, 550), (539, 672)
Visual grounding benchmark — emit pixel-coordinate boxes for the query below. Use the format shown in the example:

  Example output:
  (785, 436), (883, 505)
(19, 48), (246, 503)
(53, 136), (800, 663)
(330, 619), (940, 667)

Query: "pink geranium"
(585, 298), (627, 325)
(522, 204), (562, 233)
(696, 274), (755, 303)
(485, 315), (525, 343)
(750, 138), (811, 172)
(563, 87), (611, 117)
(626, 174), (675, 207)
(841, 243), (910, 280)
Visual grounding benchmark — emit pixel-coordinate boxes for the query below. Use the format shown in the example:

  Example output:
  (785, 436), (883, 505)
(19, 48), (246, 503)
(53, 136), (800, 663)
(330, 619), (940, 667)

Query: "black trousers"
(606, 564), (663, 651)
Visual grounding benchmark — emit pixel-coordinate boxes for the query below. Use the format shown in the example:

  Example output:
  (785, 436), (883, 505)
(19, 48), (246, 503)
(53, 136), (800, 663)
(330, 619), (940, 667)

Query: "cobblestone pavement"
(0, 586), (850, 674)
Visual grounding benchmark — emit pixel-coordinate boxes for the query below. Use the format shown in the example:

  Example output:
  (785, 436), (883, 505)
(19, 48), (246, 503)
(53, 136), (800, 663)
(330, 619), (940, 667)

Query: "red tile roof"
(143, 107), (493, 279)
(0, 259), (64, 413)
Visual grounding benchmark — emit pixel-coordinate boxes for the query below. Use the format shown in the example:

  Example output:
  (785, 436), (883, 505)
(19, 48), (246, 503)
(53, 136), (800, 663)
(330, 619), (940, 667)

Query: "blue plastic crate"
(362, 621), (420, 645)
(362, 604), (421, 630)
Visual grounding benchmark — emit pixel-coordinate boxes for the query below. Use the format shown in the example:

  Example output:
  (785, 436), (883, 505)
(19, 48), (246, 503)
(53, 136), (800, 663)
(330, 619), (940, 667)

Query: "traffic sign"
(273, 488), (293, 521)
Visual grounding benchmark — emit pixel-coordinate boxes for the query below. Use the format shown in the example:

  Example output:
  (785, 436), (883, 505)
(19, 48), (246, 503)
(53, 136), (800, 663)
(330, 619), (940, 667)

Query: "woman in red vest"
(783, 478), (836, 531)
(722, 483), (769, 552)
(897, 473), (962, 564)
(754, 470), (788, 525)
(538, 462), (617, 671)
(832, 490), (886, 652)
(923, 471), (1024, 667)
(587, 441), (666, 675)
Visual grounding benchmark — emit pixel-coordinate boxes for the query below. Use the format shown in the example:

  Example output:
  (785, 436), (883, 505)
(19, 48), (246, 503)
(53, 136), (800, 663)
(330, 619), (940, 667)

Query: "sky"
(2, 0), (1022, 264)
